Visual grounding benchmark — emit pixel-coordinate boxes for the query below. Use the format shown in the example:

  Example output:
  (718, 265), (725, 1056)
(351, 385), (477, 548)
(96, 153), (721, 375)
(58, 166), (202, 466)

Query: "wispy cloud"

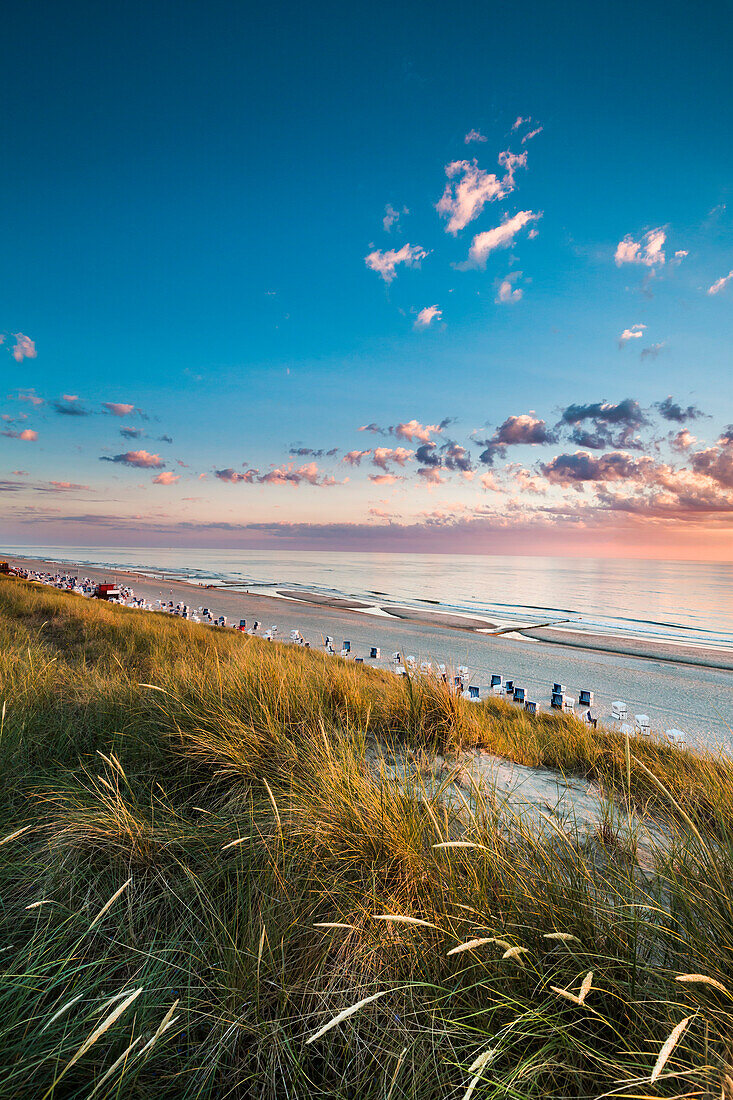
(511, 116), (530, 131)
(436, 152), (526, 234)
(707, 270), (733, 296)
(641, 341), (666, 360)
(521, 126), (543, 143)
(460, 210), (541, 269)
(464, 128), (487, 143)
(383, 204), (408, 231)
(368, 473), (402, 484)
(614, 227), (667, 267)
(17, 389), (44, 406)
(11, 334), (37, 362)
(414, 305), (442, 330)
(100, 449), (164, 468)
(364, 243), (428, 282)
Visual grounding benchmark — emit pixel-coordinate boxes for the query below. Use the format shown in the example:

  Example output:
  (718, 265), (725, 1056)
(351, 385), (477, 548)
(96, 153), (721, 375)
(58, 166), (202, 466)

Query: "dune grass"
(1, 576), (733, 1097)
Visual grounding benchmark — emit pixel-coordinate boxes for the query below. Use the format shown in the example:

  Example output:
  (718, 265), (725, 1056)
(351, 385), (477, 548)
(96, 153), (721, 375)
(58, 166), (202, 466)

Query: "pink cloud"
(436, 153), (526, 234)
(393, 419), (443, 443)
(153, 471), (181, 485)
(11, 334), (37, 362)
(521, 127), (543, 143)
(460, 210), (541, 269)
(364, 243), (428, 283)
(48, 481), (90, 491)
(372, 446), (414, 470)
(618, 323), (646, 347)
(707, 271), (733, 296)
(369, 473), (402, 484)
(343, 449), (372, 466)
(413, 305), (442, 330)
(101, 449), (164, 468)
(464, 129), (487, 144)
(511, 116), (530, 131)
(671, 429), (697, 452)
(417, 466), (446, 486)
(102, 402), (136, 417)
(614, 227), (666, 267)
(18, 389), (44, 406)
(1, 428), (38, 441)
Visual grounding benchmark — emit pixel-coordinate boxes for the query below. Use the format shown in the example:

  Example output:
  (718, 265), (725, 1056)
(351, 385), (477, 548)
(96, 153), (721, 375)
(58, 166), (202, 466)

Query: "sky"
(2, 0), (732, 560)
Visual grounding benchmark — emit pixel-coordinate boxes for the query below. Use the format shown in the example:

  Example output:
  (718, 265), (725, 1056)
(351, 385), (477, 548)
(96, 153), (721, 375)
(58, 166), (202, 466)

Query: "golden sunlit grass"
(1, 576), (733, 1097)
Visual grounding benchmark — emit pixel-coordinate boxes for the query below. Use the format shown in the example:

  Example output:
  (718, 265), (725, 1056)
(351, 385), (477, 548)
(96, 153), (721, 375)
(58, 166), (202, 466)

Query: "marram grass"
(1, 576), (733, 1097)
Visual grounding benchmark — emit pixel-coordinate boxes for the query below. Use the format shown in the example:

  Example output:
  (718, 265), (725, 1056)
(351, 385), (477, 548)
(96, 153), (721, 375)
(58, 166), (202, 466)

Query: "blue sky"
(2, 0), (732, 558)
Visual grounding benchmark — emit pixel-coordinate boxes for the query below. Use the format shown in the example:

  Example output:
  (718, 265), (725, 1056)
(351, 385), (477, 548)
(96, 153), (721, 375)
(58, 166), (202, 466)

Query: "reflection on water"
(5, 545), (733, 651)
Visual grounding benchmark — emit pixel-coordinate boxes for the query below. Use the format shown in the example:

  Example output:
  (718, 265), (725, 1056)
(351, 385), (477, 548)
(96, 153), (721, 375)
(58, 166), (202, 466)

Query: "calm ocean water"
(6, 545), (733, 652)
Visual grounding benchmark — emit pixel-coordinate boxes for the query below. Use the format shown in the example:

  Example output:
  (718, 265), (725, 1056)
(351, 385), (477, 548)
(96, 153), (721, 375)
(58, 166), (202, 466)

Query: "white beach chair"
(562, 696), (575, 713)
(369, 646), (381, 659)
(664, 728), (687, 747)
(634, 714), (651, 736)
(611, 701), (628, 721)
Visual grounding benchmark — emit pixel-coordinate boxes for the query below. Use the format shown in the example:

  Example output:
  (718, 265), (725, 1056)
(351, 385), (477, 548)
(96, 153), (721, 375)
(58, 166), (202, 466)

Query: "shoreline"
(5, 551), (732, 672)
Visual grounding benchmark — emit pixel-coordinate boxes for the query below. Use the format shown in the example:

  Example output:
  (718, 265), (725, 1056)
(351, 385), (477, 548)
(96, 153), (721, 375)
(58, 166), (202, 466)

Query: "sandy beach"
(7, 552), (733, 748)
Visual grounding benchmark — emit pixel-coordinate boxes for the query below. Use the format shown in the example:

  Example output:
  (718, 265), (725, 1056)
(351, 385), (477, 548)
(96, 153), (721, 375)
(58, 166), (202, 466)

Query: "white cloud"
(707, 270), (733, 296)
(618, 323), (646, 347)
(464, 129), (487, 144)
(495, 272), (522, 304)
(521, 126), (543, 144)
(365, 243), (428, 283)
(436, 152), (526, 234)
(614, 227), (667, 267)
(511, 116), (530, 131)
(460, 210), (541, 269)
(414, 305), (442, 330)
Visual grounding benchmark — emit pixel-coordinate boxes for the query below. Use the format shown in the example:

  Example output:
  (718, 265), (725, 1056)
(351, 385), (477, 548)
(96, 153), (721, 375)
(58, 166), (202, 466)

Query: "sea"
(5, 545), (733, 653)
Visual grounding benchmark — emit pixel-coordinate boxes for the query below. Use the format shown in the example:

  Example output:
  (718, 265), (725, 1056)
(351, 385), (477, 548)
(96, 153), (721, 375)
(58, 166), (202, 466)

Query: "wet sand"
(521, 627), (733, 673)
(5, 554), (733, 748)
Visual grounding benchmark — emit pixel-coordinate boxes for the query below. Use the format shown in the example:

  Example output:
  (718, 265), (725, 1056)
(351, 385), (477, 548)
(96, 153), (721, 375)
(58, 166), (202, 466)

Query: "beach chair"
(504, 680), (514, 696)
(355, 657), (364, 664)
(420, 661), (431, 673)
(553, 682), (565, 695)
(468, 685), (480, 700)
(611, 701), (628, 721)
(551, 691), (564, 709)
(562, 696), (575, 713)
(634, 714), (651, 736)
(391, 651), (401, 663)
(406, 655), (416, 668)
(369, 646), (380, 659)
(513, 687), (525, 704)
(394, 665), (406, 676)
(342, 640), (351, 653)
(490, 674), (502, 688)
(239, 619), (247, 630)
(524, 700), (537, 715)
(579, 690), (594, 707)
(664, 728), (687, 747)
(458, 665), (469, 680)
